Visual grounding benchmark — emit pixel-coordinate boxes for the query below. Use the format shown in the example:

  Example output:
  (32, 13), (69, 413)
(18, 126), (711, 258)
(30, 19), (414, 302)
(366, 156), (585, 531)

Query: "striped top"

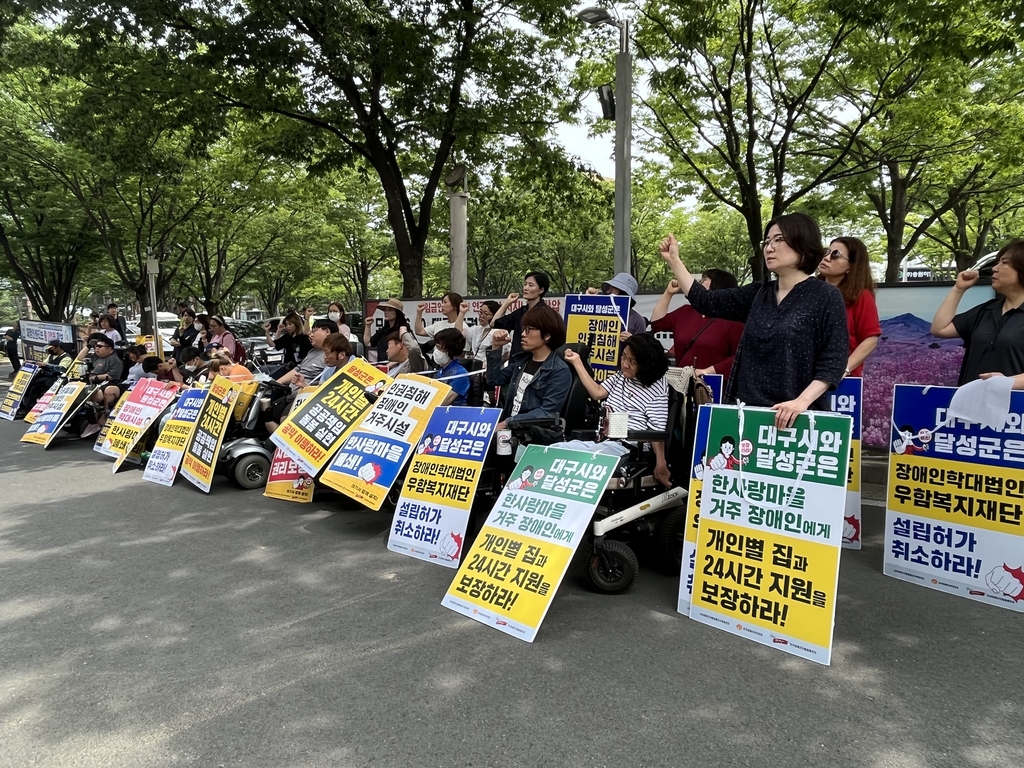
(601, 373), (669, 433)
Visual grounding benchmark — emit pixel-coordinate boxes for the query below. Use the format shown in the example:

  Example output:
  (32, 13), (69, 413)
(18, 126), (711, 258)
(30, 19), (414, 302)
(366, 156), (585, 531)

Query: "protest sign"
(180, 376), (240, 493)
(676, 404), (713, 616)
(269, 359), (391, 477)
(442, 446), (618, 642)
(19, 320), (75, 363)
(830, 378), (863, 550)
(96, 380), (183, 472)
(320, 374), (451, 511)
(387, 406), (501, 567)
(142, 387), (206, 487)
(20, 382), (94, 447)
(24, 380), (61, 424)
(562, 294), (629, 382)
(264, 387), (319, 503)
(884, 385), (1024, 613)
(0, 361), (39, 420)
(93, 390), (131, 457)
(688, 405), (852, 665)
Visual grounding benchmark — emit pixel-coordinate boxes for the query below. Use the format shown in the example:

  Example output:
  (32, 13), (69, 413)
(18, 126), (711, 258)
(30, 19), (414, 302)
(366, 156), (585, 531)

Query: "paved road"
(0, 390), (1021, 767)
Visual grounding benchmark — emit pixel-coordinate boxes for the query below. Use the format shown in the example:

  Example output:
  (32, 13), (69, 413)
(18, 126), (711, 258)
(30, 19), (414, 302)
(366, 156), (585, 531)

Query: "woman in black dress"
(660, 212), (848, 429)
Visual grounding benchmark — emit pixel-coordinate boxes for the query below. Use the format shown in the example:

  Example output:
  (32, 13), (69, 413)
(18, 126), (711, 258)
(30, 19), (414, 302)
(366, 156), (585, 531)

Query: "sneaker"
(81, 423), (102, 439)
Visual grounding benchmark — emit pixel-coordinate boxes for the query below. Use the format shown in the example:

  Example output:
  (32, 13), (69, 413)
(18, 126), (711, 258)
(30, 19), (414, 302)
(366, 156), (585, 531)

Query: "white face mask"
(328, 311), (341, 322)
(432, 348), (450, 367)
(193, 322), (203, 331)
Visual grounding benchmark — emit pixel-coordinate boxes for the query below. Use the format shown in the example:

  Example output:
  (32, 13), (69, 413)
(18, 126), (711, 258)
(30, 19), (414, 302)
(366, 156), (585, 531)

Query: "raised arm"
(414, 303), (428, 337)
(491, 293), (519, 326)
(650, 279), (680, 323)
(932, 270), (978, 338)
(562, 349), (607, 402)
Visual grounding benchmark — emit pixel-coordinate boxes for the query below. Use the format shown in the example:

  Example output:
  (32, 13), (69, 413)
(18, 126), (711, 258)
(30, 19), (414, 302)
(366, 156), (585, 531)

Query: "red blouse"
(650, 304), (744, 378)
(846, 290), (881, 377)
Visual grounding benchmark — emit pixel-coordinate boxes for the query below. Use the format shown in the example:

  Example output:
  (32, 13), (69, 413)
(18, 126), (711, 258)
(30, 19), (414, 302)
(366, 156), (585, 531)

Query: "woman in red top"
(650, 268), (744, 377)
(817, 236), (881, 377)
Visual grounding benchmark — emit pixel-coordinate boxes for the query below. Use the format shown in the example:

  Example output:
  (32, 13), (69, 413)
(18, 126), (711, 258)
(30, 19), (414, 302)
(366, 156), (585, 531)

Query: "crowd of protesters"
(6, 215), (1023, 481)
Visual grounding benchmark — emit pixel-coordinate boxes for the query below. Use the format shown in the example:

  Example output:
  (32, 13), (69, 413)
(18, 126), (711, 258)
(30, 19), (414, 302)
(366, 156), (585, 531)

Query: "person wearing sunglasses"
(660, 212), (848, 430)
(817, 237), (881, 377)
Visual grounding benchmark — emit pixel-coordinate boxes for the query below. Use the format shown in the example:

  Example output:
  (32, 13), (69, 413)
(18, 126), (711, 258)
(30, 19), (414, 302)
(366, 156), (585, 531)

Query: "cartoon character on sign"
(417, 434), (434, 454)
(507, 466), (535, 490)
(986, 564), (1024, 602)
(843, 515), (860, 543)
(692, 452), (706, 480)
(893, 425), (927, 455)
(358, 461), (383, 485)
(708, 436), (745, 471)
(439, 531), (464, 561)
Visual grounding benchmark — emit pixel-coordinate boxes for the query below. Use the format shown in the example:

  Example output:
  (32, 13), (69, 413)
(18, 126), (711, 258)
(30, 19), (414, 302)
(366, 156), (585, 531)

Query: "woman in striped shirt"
(560, 333), (672, 488)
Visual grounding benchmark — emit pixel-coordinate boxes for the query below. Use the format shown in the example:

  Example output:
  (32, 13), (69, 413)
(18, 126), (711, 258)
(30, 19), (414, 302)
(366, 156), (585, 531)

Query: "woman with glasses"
(660, 212), (848, 429)
(817, 237), (881, 377)
(486, 304), (571, 431)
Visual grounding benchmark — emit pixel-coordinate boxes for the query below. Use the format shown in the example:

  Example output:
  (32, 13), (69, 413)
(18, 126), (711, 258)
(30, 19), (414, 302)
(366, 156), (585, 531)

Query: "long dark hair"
(822, 236), (876, 304)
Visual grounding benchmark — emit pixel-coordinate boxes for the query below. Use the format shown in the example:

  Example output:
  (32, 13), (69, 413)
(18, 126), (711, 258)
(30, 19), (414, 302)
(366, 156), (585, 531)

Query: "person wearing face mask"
(178, 347), (207, 383)
(326, 302), (352, 339)
(192, 314), (212, 350)
(431, 328), (470, 406)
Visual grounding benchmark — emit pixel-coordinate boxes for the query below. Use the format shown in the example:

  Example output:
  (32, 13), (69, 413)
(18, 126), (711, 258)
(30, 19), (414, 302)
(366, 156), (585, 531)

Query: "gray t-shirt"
(293, 348), (325, 390)
(91, 353), (124, 382)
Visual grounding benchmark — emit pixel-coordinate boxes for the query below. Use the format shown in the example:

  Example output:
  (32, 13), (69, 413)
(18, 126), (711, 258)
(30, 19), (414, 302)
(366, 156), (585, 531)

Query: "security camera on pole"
(578, 6), (631, 278)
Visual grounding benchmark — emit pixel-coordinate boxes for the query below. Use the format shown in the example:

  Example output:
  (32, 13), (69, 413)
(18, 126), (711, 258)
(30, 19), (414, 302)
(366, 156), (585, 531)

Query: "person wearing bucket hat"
(586, 272), (648, 340)
(364, 298), (408, 363)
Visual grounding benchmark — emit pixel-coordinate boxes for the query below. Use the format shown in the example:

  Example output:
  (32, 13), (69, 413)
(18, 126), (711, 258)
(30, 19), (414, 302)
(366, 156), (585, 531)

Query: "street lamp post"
(578, 6), (631, 278)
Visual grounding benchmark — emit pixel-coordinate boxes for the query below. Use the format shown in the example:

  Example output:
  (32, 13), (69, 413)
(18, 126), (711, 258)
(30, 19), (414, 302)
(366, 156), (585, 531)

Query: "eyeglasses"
(761, 235), (787, 251)
(522, 326), (538, 334)
(823, 249), (848, 261)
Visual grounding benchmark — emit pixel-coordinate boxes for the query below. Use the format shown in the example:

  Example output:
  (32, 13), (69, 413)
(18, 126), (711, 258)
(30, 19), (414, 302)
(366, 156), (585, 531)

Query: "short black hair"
(763, 212), (825, 275)
(442, 292), (463, 310)
(180, 347), (202, 364)
(107, 303), (118, 309)
(521, 304), (565, 350)
(525, 271), (550, 296)
(481, 300), (500, 314)
(701, 268), (739, 291)
(142, 356), (162, 373)
(312, 318), (339, 334)
(720, 436), (736, 448)
(622, 333), (669, 386)
(434, 328), (466, 358)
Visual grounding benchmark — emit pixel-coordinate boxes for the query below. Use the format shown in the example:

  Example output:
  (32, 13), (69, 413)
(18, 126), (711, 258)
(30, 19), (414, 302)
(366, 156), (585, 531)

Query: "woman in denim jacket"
(486, 304), (572, 430)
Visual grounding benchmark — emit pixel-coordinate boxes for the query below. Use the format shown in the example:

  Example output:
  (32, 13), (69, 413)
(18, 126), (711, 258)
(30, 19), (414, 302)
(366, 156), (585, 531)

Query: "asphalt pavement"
(0, 372), (1022, 768)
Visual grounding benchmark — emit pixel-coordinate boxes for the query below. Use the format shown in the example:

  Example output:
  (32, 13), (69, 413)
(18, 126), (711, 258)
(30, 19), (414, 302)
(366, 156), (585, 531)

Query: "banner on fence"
(442, 446), (618, 642)
(884, 384), (1024, 613)
(0, 361), (39, 420)
(320, 374), (451, 510)
(688, 405), (852, 665)
(180, 376), (240, 493)
(269, 359), (391, 477)
(142, 387), (206, 487)
(387, 406), (501, 567)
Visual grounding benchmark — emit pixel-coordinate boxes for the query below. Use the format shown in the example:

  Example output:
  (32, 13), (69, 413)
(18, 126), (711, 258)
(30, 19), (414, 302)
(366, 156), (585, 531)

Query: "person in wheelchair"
(486, 304), (571, 433)
(556, 333), (671, 488)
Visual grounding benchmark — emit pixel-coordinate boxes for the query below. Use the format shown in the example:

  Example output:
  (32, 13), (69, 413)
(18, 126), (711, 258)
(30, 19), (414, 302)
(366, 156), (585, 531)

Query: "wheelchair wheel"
(584, 540), (639, 595)
(656, 506), (688, 575)
(232, 453), (270, 490)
